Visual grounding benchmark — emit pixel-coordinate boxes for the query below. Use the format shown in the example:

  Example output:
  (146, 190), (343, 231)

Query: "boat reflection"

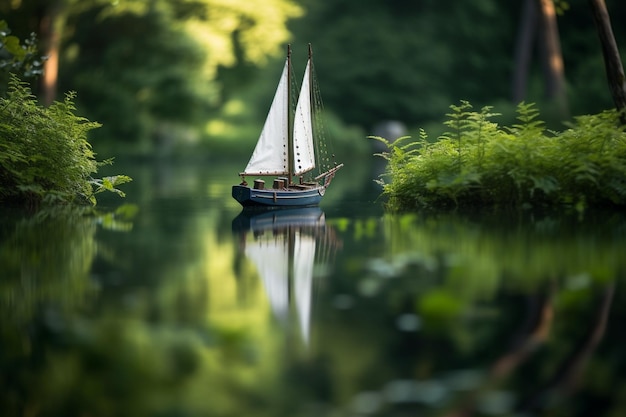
(232, 207), (341, 344)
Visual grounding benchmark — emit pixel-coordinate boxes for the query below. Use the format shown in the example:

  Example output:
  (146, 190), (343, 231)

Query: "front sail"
(293, 59), (316, 176)
(243, 60), (289, 176)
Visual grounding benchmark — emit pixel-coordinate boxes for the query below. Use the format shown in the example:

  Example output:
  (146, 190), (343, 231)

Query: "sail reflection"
(232, 207), (340, 344)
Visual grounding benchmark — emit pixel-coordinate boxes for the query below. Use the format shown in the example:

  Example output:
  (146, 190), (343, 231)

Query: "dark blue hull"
(232, 185), (324, 207)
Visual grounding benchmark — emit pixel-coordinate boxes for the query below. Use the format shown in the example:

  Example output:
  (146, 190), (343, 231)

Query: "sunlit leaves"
(93, 0), (302, 75)
(91, 175), (133, 197)
(44, 0), (301, 142)
(1, 34), (21, 57)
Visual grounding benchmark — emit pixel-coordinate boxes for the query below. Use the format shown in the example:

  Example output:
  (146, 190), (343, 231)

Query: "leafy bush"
(374, 101), (626, 210)
(0, 20), (45, 93)
(0, 75), (130, 206)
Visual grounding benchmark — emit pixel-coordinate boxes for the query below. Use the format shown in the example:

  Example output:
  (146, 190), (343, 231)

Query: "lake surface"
(2, 158), (626, 417)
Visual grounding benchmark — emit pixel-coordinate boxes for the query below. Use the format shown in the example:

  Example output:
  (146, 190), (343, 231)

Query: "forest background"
(1, 0), (625, 159)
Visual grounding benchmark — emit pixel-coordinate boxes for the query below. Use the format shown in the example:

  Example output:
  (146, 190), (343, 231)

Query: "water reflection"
(2, 160), (626, 417)
(232, 207), (341, 345)
(327, 209), (626, 417)
(0, 204), (134, 323)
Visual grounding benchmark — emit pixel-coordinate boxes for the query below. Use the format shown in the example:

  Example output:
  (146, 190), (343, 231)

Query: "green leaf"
(2, 35), (24, 58)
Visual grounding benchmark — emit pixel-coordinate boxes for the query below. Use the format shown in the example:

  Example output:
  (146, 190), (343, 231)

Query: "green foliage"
(0, 20), (44, 94)
(291, 0), (517, 127)
(0, 75), (130, 206)
(375, 101), (626, 210)
(3, 0), (626, 149)
(58, 0), (301, 144)
(289, 0), (626, 128)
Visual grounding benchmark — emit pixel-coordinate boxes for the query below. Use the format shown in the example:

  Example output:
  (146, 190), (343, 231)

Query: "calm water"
(1, 158), (626, 417)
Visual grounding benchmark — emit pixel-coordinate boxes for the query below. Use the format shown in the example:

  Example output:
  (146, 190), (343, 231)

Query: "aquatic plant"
(374, 101), (626, 210)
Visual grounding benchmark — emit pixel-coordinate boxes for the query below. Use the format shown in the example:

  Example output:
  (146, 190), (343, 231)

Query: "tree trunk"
(512, 0), (538, 103)
(588, 0), (626, 124)
(537, 0), (568, 117)
(39, 1), (65, 106)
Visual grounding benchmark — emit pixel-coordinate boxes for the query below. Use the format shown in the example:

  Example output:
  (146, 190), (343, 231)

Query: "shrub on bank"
(0, 76), (130, 207)
(374, 101), (626, 210)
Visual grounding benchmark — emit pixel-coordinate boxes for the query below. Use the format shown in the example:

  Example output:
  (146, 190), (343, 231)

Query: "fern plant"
(0, 75), (131, 206)
(374, 101), (626, 210)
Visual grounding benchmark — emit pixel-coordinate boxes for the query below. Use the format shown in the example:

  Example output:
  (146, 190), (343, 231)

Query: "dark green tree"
(290, 0), (626, 129)
(290, 0), (516, 129)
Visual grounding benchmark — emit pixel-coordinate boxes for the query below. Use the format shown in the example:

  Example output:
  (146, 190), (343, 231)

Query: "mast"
(308, 43), (314, 174)
(287, 44), (293, 186)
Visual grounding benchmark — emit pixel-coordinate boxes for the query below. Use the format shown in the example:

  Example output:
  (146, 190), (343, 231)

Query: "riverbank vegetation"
(374, 101), (626, 210)
(0, 23), (130, 207)
(2, 2), (626, 203)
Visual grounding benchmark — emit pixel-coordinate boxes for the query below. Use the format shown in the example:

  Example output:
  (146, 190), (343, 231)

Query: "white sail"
(243, 60), (289, 175)
(293, 59), (316, 175)
(293, 231), (316, 344)
(245, 235), (289, 324)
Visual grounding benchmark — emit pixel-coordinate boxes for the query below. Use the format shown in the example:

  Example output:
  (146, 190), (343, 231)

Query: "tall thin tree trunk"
(588, 0), (626, 124)
(40, 2), (65, 106)
(537, 0), (568, 117)
(512, 0), (538, 103)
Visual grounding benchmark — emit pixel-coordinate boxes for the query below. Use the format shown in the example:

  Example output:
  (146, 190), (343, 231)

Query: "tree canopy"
(1, 0), (302, 142)
(2, 0), (626, 145)
(290, 0), (625, 129)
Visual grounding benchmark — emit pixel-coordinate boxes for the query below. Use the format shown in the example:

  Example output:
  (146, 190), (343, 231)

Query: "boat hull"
(232, 185), (324, 207)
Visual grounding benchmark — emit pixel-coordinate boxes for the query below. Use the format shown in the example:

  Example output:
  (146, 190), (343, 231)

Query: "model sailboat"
(232, 44), (343, 207)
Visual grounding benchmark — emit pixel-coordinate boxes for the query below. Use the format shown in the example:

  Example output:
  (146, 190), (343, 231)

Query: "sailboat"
(232, 207), (341, 344)
(232, 44), (343, 207)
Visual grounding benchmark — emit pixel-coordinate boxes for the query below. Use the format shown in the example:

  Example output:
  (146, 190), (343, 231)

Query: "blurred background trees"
(1, 0), (302, 150)
(1, 0), (625, 153)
